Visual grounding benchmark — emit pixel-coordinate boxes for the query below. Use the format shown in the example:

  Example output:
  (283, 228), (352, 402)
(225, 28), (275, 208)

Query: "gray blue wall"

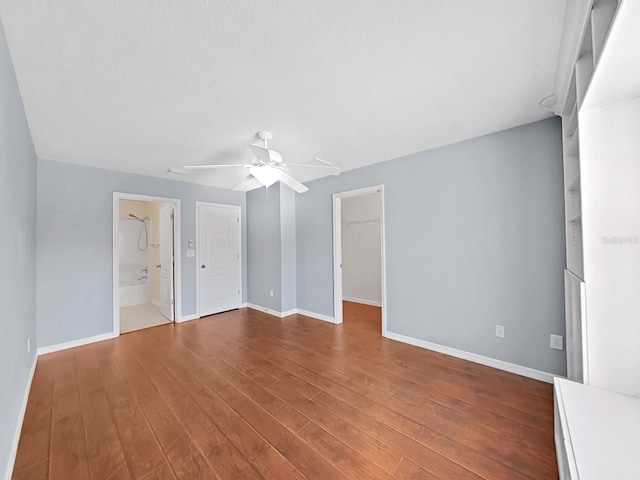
(36, 159), (247, 348)
(296, 118), (567, 375)
(247, 185), (282, 311)
(0, 19), (38, 478)
(246, 184), (297, 314)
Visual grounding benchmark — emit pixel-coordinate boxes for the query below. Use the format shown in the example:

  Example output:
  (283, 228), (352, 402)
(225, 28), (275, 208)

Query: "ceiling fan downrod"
(257, 130), (272, 149)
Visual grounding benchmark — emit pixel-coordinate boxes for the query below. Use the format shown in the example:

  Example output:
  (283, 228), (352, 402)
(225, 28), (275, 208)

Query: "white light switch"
(550, 334), (564, 350)
(186, 249), (195, 257)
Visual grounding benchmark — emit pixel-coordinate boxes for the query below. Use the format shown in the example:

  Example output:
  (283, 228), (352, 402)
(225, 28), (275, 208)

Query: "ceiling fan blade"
(311, 157), (334, 166)
(232, 175), (264, 192)
(183, 164), (251, 170)
(284, 164), (340, 176)
(248, 143), (272, 164)
(279, 172), (309, 193)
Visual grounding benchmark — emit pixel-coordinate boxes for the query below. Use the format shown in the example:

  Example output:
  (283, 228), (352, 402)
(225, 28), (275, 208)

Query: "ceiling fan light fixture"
(249, 164), (282, 188)
(268, 149), (283, 164)
(181, 131), (338, 193)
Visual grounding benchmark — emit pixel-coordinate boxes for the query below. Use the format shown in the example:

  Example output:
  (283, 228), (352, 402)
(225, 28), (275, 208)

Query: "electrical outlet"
(495, 325), (505, 338)
(550, 334), (564, 350)
(27, 337), (31, 353)
(269, 289), (274, 298)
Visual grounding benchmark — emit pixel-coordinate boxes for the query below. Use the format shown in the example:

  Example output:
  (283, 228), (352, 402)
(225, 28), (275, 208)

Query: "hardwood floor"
(13, 302), (558, 479)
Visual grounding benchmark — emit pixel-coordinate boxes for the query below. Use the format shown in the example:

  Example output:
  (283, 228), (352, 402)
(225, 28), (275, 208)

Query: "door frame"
(195, 201), (242, 318)
(332, 185), (387, 333)
(158, 203), (176, 322)
(112, 192), (182, 336)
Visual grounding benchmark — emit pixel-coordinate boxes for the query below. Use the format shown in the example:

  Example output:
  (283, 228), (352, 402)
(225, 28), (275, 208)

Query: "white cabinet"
(554, 378), (640, 479)
(578, 0), (640, 398)
(579, 96), (640, 397)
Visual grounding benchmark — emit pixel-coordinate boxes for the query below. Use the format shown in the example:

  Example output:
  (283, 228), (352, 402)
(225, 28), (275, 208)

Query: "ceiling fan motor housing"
(257, 130), (273, 142)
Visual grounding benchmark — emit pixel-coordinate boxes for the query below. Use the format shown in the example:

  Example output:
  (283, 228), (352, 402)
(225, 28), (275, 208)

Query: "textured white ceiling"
(0, 0), (565, 188)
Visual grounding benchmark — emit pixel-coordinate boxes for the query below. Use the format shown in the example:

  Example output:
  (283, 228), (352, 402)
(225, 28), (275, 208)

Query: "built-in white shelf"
(591, 0), (619, 66)
(566, 174), (581, 192)
(565, 104), (579, 138)
(559, 2), (622, 392)
(566, 130), (580, 156)
(575, 56), (594, 109)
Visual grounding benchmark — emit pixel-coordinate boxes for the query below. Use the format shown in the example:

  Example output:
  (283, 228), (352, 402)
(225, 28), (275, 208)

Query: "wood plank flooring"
(13, 302), (558, 479)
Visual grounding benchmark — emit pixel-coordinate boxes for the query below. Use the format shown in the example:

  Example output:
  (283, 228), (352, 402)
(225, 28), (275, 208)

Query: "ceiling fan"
(183, 131), (340, 193)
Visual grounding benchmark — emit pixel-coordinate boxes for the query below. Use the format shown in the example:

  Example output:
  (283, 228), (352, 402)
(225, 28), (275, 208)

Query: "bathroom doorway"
(113, 193), (181, 335)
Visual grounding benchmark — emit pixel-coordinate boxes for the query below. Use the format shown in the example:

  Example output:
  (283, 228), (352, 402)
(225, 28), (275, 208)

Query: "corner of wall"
(0, 16), (39, 479)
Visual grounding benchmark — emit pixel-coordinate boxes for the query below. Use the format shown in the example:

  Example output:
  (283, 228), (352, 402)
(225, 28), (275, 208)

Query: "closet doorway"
(332, 185), (387, 333)
(113, 193), (182, 335)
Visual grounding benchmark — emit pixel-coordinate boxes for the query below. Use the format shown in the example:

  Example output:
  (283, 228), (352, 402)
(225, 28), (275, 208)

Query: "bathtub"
(119, 279), (152, 307)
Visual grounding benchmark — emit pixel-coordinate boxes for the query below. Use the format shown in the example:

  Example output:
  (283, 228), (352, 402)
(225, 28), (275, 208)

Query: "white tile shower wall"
(118, 218), (152, 284)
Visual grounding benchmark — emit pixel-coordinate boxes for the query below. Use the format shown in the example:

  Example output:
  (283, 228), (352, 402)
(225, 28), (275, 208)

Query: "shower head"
(129, 214), (150, 222)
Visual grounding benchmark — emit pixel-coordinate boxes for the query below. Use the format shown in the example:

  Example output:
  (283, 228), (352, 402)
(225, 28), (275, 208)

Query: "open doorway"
(113, 193), (182, 335)
(333, 185), (386, 333)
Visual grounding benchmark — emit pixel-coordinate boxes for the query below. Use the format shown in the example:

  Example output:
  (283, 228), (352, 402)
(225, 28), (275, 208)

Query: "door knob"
(201, 264), (206, 269)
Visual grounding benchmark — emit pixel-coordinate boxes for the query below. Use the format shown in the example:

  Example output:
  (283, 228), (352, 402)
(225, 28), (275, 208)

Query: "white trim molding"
(247, 303), (286, 318)
(383, 330), (555, 384)
(5, 354), (37, 480)
(246, 305), (334, 323)
(342, 296), (382, 307)
(295, 309), (335, 324)
(37, 332), (115, 356)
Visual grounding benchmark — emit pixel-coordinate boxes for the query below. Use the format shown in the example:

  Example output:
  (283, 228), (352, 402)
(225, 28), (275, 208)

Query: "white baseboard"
(182, 303), (247, 323)
(247, 303), (285, 318)
(151, 298), (162, 308)
(178, 314), (199, 323)
(295, 308), (335, 324)
(37, 332), (115, 356)
(5, 354), (37, 480)
(246, 304), (335, 323)
(383, 330), (555, 384)
(343, 296), (382, 307)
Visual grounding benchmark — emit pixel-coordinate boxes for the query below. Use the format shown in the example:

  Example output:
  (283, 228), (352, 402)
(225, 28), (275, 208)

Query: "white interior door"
(198, 204), (241, 316)
(159, 204), (174, 321)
